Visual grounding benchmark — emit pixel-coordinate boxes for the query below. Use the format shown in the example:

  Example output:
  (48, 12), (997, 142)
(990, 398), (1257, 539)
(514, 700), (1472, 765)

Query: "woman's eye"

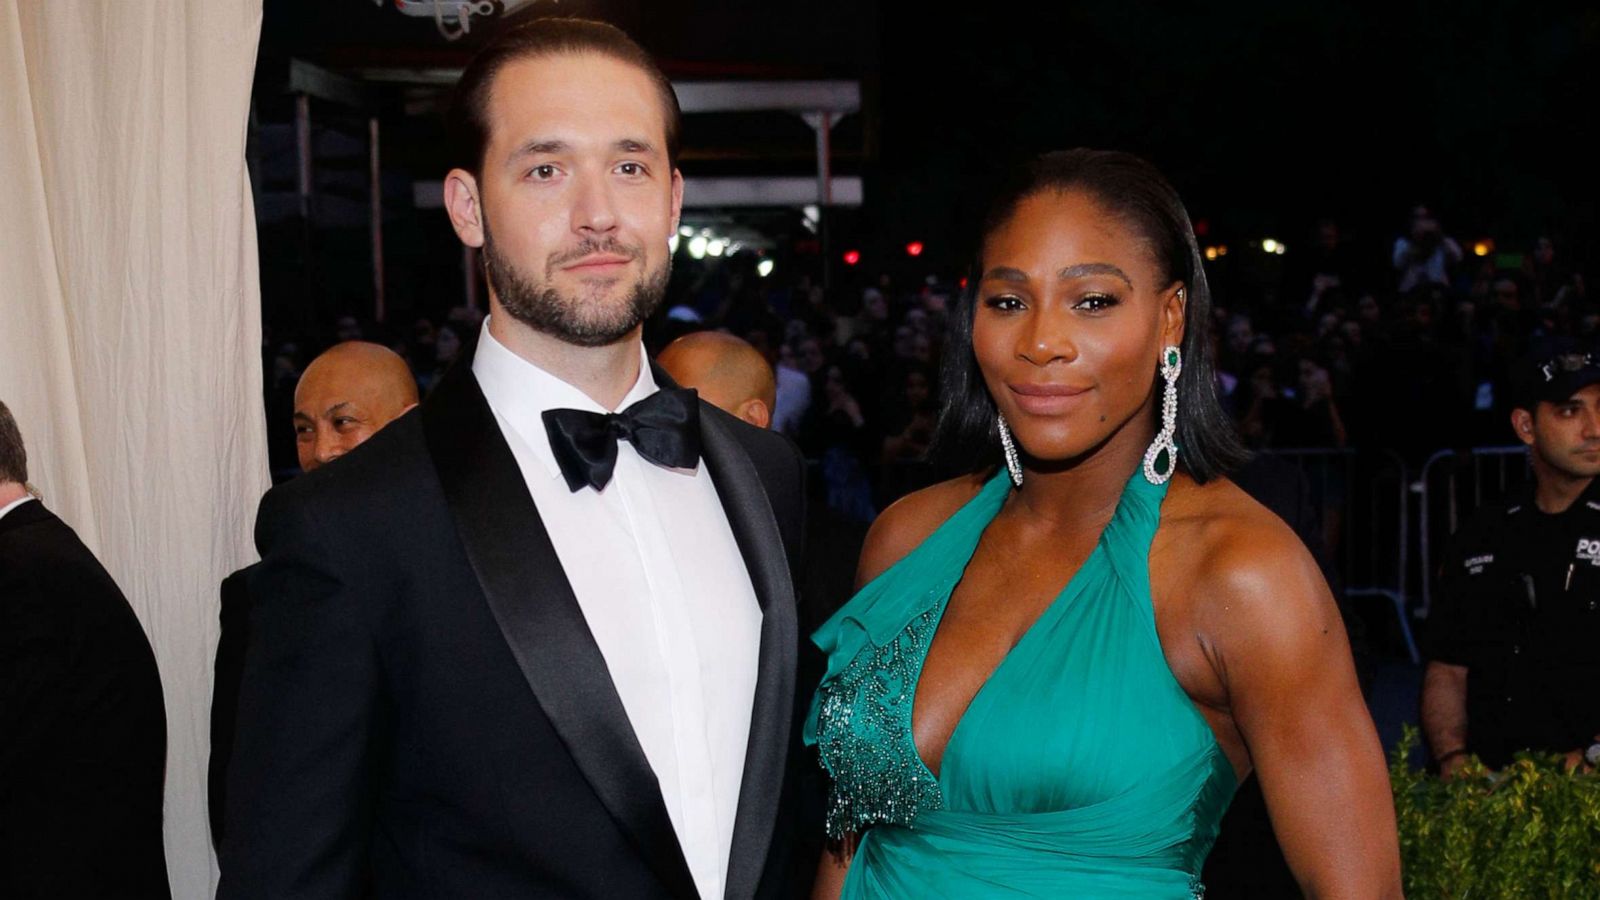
(1074, 293), (1119, 312)
(984, 294), (1026, 312)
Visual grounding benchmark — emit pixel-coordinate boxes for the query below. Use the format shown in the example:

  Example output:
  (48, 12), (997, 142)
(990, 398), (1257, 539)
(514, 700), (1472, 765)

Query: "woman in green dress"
(807, 150), (1400, 898)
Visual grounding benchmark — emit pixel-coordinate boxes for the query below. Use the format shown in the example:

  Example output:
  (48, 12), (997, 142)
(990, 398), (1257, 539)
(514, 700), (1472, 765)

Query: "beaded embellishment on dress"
(813, 606), (945, 837)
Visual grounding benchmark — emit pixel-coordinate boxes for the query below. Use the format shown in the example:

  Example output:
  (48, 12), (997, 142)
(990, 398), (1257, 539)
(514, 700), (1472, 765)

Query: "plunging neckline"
(907, 482), (1117, 786)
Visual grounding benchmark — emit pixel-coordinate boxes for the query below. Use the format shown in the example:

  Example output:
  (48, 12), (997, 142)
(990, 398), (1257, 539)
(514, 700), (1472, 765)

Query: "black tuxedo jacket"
(0, 500), (171, 899)
(218, 361), (808, 900)
(209, 564), (254, 849)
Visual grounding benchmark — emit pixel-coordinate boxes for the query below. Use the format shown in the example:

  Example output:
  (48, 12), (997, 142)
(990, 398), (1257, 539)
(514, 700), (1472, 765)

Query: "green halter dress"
(805, 469), (1236, 899)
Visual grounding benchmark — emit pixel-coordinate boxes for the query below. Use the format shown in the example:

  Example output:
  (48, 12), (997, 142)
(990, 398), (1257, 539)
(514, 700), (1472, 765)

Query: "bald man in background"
(292, 341), (419, 473)
(658, 331), (776, 429)
(210, 341), (419, 848)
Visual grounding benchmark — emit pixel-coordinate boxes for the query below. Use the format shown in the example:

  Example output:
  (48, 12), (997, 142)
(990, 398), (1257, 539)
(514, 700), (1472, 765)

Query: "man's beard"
(481, 221), (670, 348)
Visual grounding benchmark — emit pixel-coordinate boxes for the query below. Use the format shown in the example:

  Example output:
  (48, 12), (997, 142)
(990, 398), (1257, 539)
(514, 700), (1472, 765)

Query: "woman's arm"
(1200, 526), (1402, 899)
(811, 840), (854, 900)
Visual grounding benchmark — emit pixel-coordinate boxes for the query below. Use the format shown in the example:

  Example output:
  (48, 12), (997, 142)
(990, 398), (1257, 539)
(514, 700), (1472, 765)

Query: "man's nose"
(1582, 408), (1600, 439)
(314, 430), (345, 466)
(571, 174), (618, 235)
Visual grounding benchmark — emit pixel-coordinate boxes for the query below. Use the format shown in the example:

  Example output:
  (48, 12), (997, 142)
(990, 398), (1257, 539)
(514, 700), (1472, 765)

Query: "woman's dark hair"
(931, 149), (1249, 483)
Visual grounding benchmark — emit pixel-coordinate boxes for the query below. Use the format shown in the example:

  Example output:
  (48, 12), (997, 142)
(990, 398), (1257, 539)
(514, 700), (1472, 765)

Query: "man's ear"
(1161, 283), (1188, 349)
(1510, 407), (1536, 447)
(736, 397), (771, 430)
(444, 168), (485, 249)
(669, 168), (684, 238)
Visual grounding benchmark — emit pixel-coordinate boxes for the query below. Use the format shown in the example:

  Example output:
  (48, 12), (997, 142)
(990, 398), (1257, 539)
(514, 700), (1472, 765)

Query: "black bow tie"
(542, 388), (702, 492)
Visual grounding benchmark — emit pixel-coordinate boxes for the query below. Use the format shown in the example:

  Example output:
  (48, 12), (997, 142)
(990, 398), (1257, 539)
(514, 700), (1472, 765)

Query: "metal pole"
(814, 110), (832, 206)
(294, 93), (317, 330)
(295, 94), (313, 220)
(369, 116), (385, 323)
(802, 111), (834, 291)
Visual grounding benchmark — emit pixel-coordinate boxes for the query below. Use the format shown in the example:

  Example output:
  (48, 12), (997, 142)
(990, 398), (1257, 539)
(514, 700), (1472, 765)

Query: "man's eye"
(1074, 293), (1119, 312)
(984, 294), (1025, 312)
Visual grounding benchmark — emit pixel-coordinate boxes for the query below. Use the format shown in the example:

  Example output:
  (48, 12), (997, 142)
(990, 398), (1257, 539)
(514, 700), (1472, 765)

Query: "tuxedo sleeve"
(217, 487), (383, 900)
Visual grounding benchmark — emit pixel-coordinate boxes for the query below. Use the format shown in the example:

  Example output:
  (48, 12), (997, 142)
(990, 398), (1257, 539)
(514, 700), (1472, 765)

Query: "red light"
(843, 250), (861, 265)
(905, 241), (924, 257)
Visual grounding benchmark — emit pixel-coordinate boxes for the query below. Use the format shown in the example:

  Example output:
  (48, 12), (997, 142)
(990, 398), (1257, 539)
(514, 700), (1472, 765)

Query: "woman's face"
(973, 190), (1184, 466)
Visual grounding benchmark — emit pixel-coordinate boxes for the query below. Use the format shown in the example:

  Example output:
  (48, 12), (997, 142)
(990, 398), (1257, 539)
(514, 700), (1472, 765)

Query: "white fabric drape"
(0, 2), (266, 896)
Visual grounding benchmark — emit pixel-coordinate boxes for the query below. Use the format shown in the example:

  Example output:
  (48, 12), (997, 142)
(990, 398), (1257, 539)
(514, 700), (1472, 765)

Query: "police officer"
(1423, 341), (1600, 778)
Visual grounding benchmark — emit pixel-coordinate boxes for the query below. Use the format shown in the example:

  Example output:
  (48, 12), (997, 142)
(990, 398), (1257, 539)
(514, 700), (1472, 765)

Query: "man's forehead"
(485, 53), (666, 151)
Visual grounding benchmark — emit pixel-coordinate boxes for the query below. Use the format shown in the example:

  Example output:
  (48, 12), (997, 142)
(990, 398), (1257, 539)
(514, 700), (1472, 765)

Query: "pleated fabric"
(809, 470), (1236, 898)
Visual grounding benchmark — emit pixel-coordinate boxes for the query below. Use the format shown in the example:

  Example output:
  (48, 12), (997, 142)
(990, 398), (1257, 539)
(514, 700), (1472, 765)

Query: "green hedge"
(1390, 725), (1600, 897)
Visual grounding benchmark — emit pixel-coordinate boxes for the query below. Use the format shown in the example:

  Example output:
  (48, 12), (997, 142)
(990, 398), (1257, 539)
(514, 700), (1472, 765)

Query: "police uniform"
(1427, 477), (1600, 767)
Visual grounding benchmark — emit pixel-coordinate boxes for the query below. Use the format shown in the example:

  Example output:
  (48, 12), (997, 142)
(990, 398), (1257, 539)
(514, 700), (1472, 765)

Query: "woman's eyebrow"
(982, 263), (1135, 290)
(1058, 262), (1134, 289)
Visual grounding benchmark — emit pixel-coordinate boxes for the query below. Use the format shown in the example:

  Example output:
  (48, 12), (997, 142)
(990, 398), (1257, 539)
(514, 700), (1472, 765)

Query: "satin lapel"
(697, 409), (798, 900)
(420, 365), (699, 900)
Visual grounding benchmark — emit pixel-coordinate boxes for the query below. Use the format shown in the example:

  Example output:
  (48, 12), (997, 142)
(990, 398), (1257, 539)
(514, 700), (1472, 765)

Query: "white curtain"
(0, 2), (267, 896)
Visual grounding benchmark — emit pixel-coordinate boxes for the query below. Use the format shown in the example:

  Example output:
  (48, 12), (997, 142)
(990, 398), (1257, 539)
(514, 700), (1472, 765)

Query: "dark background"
(257, 0), (1599, 322)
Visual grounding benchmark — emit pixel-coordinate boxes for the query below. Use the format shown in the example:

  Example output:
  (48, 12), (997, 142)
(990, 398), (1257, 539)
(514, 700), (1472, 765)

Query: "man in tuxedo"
(210, 340), (419, 848)
(0, 400), (170, 899)
(219, 17), (807, 900)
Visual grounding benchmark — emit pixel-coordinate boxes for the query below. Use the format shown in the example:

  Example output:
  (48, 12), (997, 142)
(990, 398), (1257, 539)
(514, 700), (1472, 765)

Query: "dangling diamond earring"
(997, 413), (1023, 487)
(1142, 345), (1182, 485)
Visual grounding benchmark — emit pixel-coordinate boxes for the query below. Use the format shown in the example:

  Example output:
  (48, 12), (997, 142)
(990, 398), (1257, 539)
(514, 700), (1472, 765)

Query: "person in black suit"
(0, 399), (170, 899)
(218, 18), (808, 900)
(209, 341), (419, 849)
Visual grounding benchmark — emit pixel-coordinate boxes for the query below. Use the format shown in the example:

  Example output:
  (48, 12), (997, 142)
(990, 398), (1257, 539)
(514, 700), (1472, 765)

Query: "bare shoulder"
(855, 471), (992, 588)
(1160, 475), (1339, 639)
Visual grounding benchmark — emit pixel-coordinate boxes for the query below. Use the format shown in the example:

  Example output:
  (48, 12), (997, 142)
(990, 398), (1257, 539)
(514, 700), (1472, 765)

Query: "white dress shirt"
(473, 319), (762, 900)
(0, 494), (35, 522)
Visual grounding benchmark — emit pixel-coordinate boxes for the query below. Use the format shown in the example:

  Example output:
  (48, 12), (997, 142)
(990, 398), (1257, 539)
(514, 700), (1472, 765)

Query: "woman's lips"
(1007, 382), (1092, 415)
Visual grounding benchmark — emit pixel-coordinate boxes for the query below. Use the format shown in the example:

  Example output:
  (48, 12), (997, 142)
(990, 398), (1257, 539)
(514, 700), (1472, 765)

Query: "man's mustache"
(549, 238), (641, 270)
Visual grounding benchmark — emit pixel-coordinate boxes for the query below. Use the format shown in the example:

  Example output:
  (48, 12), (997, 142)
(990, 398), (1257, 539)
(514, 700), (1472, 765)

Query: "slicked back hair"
(931, 149), (1249, 483)
(0, 400), (26, 485)
(448, 16), (682, 179)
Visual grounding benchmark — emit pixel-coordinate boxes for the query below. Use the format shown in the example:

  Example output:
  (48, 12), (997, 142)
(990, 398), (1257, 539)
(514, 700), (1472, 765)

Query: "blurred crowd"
(263, 203), (1590, 522)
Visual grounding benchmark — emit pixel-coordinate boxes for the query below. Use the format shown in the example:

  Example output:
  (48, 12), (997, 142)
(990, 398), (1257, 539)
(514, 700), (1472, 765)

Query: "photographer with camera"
(1393, 204), (1465, 294)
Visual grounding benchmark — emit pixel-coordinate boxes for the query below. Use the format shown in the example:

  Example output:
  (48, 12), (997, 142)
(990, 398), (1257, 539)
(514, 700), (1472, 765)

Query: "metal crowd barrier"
(1415, 446), (1531, 623)
(1263, 448), (1417, 663)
